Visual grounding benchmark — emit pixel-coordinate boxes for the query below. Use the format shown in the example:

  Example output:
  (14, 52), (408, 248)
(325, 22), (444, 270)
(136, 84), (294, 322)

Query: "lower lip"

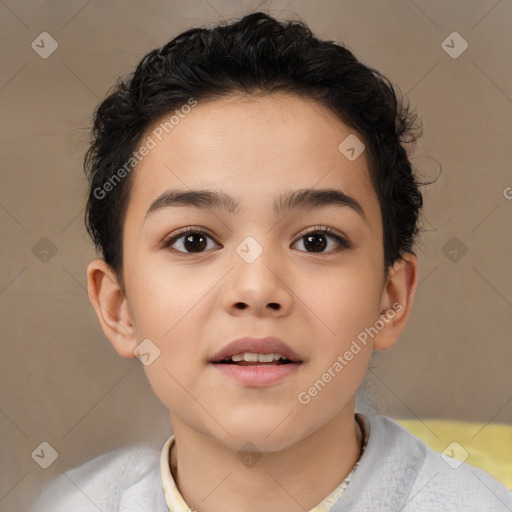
(211, 362), (301, 387)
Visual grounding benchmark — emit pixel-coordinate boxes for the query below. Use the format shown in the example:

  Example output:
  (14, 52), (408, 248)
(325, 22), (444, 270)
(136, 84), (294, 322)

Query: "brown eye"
(292, 227), (352, 253)
(163, 230), (220, 254)
(302, 232), (328, 252)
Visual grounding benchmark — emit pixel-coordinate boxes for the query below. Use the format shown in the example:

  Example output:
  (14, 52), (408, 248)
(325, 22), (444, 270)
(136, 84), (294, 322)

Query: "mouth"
(212, 353), (301, 366)
(210, 336), (303, 365)
(211, 358), (302, 387)
(209, 337), (303, 386)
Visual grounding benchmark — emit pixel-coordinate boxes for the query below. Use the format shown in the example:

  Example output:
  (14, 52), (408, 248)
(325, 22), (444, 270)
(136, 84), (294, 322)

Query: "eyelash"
(160, 225), (353, 255)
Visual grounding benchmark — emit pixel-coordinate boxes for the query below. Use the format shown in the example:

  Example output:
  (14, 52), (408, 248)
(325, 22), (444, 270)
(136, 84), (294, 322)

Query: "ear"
(373, 252), (419, 351)
(86, 258), (137, 359)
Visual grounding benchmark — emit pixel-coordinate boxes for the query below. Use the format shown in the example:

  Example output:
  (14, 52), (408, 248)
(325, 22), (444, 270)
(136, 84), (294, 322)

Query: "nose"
(221, 243), (293, 317)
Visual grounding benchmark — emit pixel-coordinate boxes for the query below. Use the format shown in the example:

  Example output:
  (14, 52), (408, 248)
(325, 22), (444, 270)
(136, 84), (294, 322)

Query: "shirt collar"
(160, 413), (369, 512)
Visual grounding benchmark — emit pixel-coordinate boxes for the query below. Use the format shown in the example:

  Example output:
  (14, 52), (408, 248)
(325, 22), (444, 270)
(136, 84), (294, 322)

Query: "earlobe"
(373, 253), (419, 351)
(86, 259), (138, 359)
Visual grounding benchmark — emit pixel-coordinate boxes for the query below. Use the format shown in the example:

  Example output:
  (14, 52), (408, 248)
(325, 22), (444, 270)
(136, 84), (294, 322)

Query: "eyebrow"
(145, 187), (367, 222)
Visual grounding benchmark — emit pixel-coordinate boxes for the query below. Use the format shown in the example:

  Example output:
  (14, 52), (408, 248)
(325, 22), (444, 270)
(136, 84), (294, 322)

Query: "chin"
(216, 409), (307, 452)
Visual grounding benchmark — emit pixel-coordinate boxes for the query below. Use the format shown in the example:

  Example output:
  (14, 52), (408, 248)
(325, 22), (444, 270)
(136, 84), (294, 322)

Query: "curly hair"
(84, 11), (424, 292)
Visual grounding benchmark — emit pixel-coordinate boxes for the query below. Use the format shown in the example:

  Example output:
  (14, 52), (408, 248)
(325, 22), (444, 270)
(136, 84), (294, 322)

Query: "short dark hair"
(84, 11), (424, 292)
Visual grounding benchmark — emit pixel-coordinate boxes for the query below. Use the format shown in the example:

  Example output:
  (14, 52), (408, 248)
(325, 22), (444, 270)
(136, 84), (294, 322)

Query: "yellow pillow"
(395, 418), (512, 489)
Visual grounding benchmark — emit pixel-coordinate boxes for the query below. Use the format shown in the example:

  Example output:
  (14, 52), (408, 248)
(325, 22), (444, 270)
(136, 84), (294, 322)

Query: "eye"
(160, 225), (352, 255)
(161, 228), (220, 254)
(292, 226), (352, 253)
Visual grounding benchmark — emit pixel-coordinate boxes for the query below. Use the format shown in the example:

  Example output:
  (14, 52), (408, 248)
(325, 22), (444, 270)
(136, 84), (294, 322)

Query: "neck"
(168, 407), (363, 512)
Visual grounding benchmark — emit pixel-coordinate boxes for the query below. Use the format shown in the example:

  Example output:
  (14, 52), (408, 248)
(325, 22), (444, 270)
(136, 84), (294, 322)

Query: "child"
(31, 11), (512, 512)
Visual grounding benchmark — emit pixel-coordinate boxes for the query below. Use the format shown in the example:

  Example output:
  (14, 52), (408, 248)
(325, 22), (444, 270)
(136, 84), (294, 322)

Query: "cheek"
(296, 262), (383, 391)
(301, 263), (382, 333)
(125, 264), (214, 408)
(128, 259), (214, 336)
(131, 274), (208, 415)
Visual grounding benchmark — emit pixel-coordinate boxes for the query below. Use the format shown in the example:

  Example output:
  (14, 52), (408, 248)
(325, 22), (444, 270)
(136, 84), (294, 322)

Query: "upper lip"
(210, 336), (303, 363)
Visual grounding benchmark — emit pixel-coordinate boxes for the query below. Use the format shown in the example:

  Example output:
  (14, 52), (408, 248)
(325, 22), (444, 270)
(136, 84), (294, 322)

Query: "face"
(111, 92), (392, 451)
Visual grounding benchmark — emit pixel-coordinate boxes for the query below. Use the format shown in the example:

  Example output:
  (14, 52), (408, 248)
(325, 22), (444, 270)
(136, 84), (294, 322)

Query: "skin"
(86, 92), (419, 512)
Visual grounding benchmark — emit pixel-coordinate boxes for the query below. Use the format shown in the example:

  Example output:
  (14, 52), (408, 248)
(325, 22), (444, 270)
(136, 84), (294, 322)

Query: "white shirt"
(30, 414), (512, 511)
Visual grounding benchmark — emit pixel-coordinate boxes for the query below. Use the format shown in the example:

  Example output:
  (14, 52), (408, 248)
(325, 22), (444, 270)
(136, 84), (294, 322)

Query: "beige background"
(1, 0), (511, 509)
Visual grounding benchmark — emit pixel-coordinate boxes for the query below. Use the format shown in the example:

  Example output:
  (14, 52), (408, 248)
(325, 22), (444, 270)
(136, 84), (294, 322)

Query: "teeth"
(256, 353), (274, 363)
(225, 352), (288, 362)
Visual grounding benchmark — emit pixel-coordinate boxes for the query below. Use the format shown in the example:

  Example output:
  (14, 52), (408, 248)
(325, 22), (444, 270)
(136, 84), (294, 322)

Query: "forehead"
(124, 92), (379, 226)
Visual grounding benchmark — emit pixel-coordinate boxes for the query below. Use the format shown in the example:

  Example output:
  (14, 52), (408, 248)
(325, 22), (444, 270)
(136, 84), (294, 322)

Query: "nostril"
(233, 302), (280, 310)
